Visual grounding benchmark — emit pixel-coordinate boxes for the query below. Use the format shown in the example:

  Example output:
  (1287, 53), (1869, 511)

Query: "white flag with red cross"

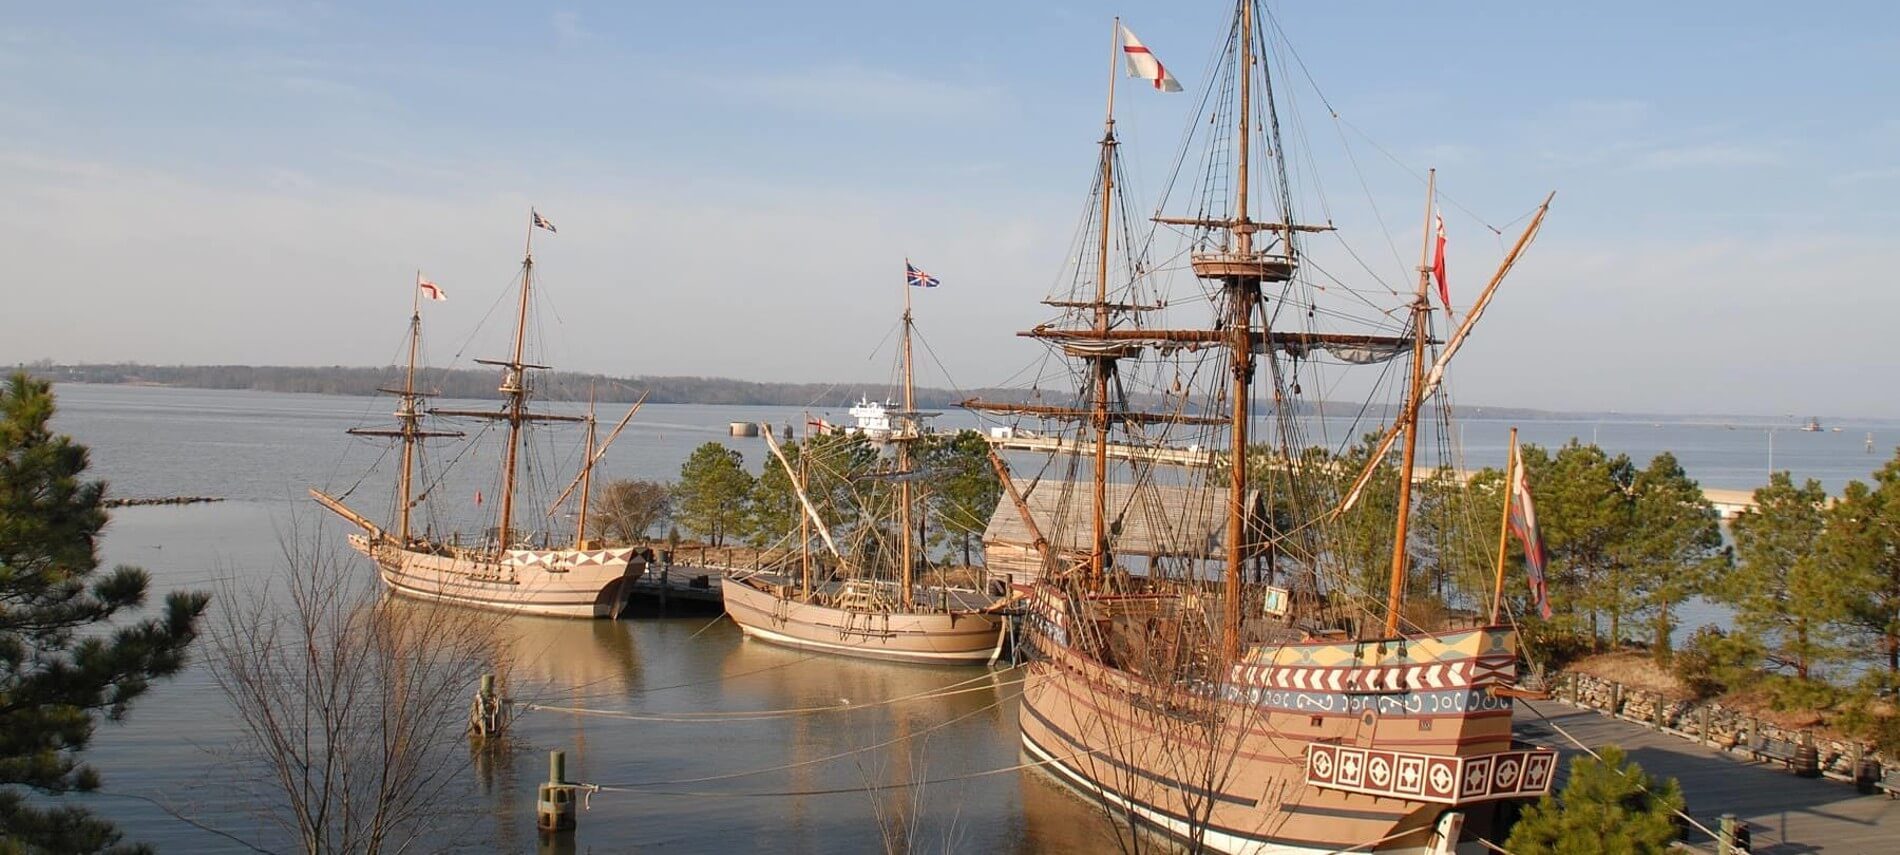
(1121, 24), (1183, 93)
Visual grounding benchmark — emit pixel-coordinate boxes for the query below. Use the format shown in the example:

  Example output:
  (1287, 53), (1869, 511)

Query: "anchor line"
(516, 667), (1024, 723)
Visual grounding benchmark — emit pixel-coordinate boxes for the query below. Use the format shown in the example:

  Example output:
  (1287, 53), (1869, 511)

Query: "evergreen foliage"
(673, 443), (753, 546)
(1504, 745), (1684, 855)
(0, 373), (210, 853)
(1824, 452), (1900, 674)
(1619, 453), (1726, 660)
(743, 433), (878, 549)
(1723, 472), (1840, 678)
(1530, 442), (1636, 645)
(918, 430), (1000, 567)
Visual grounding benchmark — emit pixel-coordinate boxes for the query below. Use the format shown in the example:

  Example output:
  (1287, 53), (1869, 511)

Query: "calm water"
(43, 384), (1900, 852)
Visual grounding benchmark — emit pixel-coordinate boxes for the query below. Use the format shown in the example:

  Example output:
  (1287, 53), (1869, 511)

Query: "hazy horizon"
(5, 2), (1897, 417)
(31, 360), (1900, 426)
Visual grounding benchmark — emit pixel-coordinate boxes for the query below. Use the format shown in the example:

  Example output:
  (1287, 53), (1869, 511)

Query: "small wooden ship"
(312, 212), (648, 618)
(723, 274), (1010, 663)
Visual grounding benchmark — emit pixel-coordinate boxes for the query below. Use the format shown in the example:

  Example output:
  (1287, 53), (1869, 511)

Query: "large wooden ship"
(967, 7), (1557, 852)
(312, 212), (649, 618)
(723, 271), (1010, 664)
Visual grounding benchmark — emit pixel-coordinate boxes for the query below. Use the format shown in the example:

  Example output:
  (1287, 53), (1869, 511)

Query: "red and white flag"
(1431, 213), (1449, 310)
(1120, 24), (1183, 93)
(1508, 442), (1552, 620)
(417, 274), (447, 302)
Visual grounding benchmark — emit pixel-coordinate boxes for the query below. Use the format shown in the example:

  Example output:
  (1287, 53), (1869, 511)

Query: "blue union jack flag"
(905, 260), (939, 288)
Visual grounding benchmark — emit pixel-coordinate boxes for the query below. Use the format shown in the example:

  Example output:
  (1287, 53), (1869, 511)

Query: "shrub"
(1671, 626), (1763, 700)
(1504, 745), (1685, 855)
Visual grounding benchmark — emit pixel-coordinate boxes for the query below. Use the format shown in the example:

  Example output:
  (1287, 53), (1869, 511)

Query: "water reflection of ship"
(499, 614), (643, 695)
(704, 642), (1016, 849)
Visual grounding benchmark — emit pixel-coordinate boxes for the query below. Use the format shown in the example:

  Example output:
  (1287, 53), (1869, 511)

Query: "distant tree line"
(26, 361), (1034, 409)
(22, 361), (1581, 419)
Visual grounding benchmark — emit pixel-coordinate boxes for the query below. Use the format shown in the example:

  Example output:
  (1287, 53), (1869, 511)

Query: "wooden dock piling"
(537, 750), (576, 832)
(469, 672), (508, 738)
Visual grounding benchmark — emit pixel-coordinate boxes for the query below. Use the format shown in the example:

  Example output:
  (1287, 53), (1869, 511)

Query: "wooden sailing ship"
(312, 213), (650, 618)
(967, 7), (1558, 852)
(723, 274), (1010, 664)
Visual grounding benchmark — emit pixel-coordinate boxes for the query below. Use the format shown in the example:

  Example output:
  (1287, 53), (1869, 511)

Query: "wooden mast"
(341, 274), (463, 543)
(800, 423), (813, 600)
(1383, 169), (1438, 636)
(1221, 0), (1258, 662)
(1490, 426), (1518, 624)
(898, 270), (916, 609)
(1088, 17), (1120, 587)
(397, 272), (423, 544)
(494, 214), (536, 553)
(574, 385), (597, 547)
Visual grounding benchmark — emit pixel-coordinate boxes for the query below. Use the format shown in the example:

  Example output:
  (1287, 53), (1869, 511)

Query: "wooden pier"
(623, 564), (726, 606)
(1515, 699), (1899, 851)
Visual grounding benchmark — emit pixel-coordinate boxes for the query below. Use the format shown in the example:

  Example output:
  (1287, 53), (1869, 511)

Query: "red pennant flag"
(1432, 213), (1449, 310)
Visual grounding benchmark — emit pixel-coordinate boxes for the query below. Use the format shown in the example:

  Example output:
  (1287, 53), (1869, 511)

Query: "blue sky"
(3, 1), (1897, 418)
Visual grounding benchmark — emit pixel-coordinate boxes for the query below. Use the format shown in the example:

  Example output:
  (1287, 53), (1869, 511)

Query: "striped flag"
(1120, 24), (1183, 93)
(905, 260), (939, 288)
(532, 209), (557, 233)
(1508, 442), (1552, 619)
(417, 274), (447, 302)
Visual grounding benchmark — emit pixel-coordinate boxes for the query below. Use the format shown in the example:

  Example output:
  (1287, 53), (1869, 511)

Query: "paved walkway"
(1515, 700), (1896, 853)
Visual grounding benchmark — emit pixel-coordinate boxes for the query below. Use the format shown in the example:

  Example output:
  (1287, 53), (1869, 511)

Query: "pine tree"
(1527, 442), (1635, 645)
(1504, 745), (1684, 854)
(919, 430), (1000, 568)
(1824, 449), (1900, 675)
(1619, 453), (1726, 661)
(0, 373), (210, 852)
(1724, 472), (1840, 679)
(673, 442), (753, 547)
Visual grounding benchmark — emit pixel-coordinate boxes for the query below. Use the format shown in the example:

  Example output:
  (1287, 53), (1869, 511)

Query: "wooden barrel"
(1793, 743), (1821, 778)
(1855, 758), (1881, 794)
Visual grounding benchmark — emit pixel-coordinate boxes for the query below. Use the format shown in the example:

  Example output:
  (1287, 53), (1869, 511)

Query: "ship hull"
(722, 578), (1006, 664)
(350, 534), (642, 619)
(1016, 591), (1550, 854)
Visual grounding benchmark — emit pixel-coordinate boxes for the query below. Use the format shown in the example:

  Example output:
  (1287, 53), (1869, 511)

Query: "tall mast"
(346, 273), (463, 542)
(1221, 0), (1258, 662)
(1089, 18), (1120, 586)
(1383, 168), (1438, 636)
(397, 273), (423, 543)
(898, 274), (916, 609)
(495, 216), (536, 552)
(575, 385), (596, 547)
(800, 425), (813, 600)
(1489, 426), (1518, 624)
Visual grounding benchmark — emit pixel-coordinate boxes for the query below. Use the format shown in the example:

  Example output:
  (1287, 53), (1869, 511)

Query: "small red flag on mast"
(1431, 213), (1449, 310)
